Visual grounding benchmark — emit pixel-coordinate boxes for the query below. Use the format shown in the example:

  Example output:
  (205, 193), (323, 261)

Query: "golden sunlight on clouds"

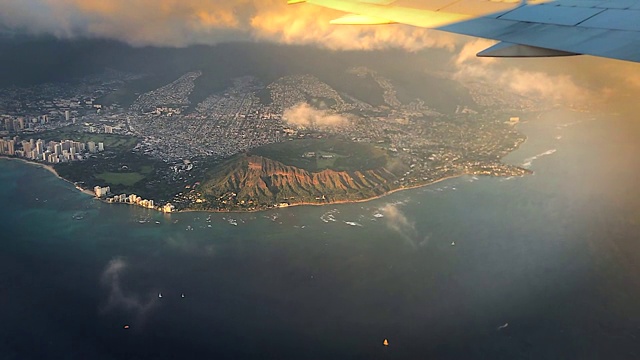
(2, 0), (640, 112)
(251, 0), (458, 51)
(453, 38), (597, 107)
(1, 0), (459, 51)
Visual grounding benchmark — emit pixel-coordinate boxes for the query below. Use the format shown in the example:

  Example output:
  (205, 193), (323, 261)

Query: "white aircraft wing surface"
(289, 0), (640, 63)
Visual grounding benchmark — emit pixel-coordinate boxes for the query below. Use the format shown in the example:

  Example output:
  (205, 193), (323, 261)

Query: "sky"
(1, 0), (640, 112)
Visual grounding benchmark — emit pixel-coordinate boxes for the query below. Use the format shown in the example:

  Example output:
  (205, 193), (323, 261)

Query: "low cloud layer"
(283, 102), (349, 129)
(0, 0), (457, 51)
(100, 257), (156, 320)
(451, 39), (640, 111)
(453, 39), (592, 106)
(381, 203), (419, 248)
(2, 1), (640, 113)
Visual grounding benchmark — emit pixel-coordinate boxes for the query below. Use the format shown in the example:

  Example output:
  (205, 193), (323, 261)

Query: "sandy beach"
(1, 156), (525, 214)
(0, 156), (96, 197)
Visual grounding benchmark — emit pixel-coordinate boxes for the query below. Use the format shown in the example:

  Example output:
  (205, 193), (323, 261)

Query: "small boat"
(451, 241), (456, 246)
(383, 339), (389, 346)
(158, 293), (163, 298)
(181, 293), (185, 298)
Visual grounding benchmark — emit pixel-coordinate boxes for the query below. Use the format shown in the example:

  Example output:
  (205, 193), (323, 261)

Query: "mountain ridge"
(197, 154), (400, 211)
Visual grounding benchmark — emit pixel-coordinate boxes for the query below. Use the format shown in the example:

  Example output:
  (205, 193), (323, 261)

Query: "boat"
(451, 241), (456, 246)
(158, 293), (162, 298)
(181, 293), (185, 298)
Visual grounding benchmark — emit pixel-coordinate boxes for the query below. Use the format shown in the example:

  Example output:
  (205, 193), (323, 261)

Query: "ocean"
(1, 109), (639, 359)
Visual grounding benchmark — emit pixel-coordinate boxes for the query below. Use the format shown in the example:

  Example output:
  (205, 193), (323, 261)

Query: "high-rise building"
(88, 141), (96, 153)
(98, 142), (104, 152)
(65, 111), (70, 122)
(94, 186), (111, 198)
(104, 125), (113, 134)
(4, 118), (12, 131)
(35, 140), (44, 154)
(7, 140), (15, 155)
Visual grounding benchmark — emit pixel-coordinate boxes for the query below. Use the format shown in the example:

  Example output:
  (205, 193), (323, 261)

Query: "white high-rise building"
(35, 140), (44, 154)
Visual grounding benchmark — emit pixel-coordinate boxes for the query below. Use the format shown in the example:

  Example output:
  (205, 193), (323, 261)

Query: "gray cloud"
(100, 257), (157, 320)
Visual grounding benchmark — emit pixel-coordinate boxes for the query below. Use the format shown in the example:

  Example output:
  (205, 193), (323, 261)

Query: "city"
(0, 67), (539, 211)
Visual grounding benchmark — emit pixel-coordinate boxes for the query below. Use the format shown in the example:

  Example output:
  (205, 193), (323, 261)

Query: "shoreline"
(0, 156), (96, 197)
(177, 173), (479, 214)
(1, 157), (528, 215)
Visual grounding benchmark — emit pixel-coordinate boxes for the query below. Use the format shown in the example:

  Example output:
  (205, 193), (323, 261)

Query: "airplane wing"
(289, 0), (640, 63)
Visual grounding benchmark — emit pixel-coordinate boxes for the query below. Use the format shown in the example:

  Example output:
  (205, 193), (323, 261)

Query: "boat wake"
(320, 209), (339, 223)
(522, 149), (557, 168)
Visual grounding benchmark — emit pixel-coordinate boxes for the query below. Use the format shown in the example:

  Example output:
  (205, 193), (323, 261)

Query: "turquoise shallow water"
(1, 109), (640, 359)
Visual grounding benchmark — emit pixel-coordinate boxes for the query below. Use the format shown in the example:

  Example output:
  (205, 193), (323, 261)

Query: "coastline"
(2, 155), (528, 215)
(177, 173), (480, 214)
(0, 156), (96, 197)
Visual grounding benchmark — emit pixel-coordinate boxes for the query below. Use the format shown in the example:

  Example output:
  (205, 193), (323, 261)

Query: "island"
(0, 47), (538, 212)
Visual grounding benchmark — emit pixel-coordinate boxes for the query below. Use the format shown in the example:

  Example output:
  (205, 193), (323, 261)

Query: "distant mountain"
(0, 38), (474, 113)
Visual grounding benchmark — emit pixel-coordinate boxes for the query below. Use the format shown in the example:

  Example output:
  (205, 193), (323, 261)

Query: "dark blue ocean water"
(1, 109), (640, 359)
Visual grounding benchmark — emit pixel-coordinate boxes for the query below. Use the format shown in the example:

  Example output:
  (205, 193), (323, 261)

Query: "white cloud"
(381, 203), (418, 248)
(283, 102), (349, 129)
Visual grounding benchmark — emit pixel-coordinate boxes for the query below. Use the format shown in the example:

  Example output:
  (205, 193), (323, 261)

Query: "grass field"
(95, 172), (146, 186)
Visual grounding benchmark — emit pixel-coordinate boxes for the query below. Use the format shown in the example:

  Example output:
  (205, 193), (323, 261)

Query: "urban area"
(0, 67), (536, 212)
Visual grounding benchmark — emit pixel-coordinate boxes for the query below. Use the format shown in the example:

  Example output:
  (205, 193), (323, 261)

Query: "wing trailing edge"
(477, 42), (580, 58)
(289, 0), (640, 63)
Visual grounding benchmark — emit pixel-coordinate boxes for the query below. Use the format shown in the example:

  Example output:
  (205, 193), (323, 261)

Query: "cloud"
(381, 203), (418, 248)
(454, 39), (497, 66)
(2, 1), (640, 113)
(452, 40), (593, 106)
(250, 1), (458, 51)
(283, 102), (349, 129)
(0, 0), (458, 51)
(100, 257), (157, 320)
